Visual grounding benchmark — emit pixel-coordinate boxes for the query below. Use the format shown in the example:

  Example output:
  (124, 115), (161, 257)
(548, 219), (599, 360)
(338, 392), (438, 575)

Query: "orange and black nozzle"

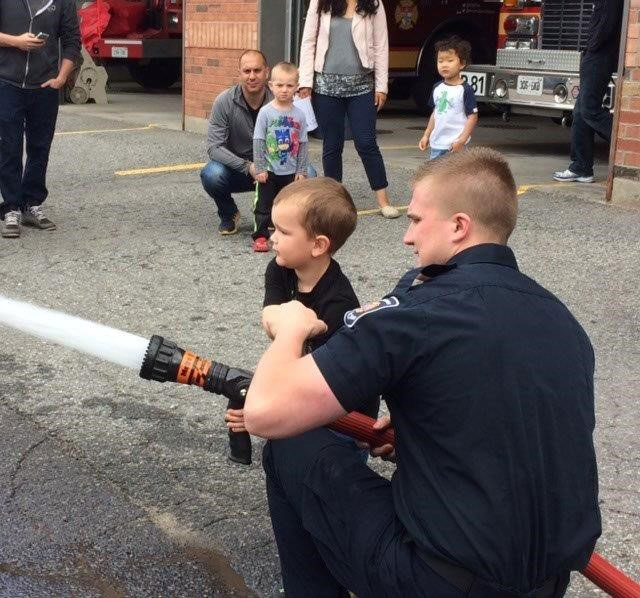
(139, 335), (253, 465)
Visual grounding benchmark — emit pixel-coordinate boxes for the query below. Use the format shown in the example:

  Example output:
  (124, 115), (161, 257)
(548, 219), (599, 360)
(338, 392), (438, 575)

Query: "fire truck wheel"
(128, 58), (181, 90)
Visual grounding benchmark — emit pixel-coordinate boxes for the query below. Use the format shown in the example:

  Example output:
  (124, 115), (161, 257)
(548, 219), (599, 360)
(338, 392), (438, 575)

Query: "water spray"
(0, 294), (637, 596)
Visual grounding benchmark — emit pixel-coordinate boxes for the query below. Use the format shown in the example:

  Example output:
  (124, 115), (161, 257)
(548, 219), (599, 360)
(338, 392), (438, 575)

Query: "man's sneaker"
(22, 205), (56, 230)
(218, 211), (241, 235)
(1, 210), (21, 238)
(553, 169), (594, 183)
(252, 236), (270, 252)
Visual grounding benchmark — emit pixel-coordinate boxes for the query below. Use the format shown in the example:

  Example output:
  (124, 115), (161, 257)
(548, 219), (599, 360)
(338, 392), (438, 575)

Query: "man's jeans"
(200, 160), (317, 222)
(569, 50), (616, 177)
(0, 81), (59, 216)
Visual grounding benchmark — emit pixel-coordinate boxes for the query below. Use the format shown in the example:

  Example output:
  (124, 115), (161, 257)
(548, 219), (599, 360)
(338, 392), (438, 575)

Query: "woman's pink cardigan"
(298, 0), (389, 94)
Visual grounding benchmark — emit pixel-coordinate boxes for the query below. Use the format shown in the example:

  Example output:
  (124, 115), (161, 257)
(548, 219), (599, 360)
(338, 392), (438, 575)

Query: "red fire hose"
(330, 412), (640, 598)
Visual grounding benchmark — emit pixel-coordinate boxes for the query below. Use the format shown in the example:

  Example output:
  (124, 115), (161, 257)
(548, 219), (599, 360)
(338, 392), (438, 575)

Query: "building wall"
(612, 0), (640, 203)
(183, 1), (259, 134)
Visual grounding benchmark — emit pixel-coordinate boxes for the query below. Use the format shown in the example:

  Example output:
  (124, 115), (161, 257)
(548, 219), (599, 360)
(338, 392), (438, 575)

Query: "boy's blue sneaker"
(218, 211), (241, 235)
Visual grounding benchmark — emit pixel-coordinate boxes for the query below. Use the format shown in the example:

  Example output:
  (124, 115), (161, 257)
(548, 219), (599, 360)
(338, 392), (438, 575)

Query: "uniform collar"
(419, 243), (518, 278)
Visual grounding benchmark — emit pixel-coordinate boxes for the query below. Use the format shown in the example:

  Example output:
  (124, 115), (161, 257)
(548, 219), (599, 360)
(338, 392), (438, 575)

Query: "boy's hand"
(294, 173), (306, 181)
(225, 408), (247, 433)
(256, 171), (268, 184)
(262, 301), (328, 341)
(355, 415), (396, 462)
(418, 135), (429, 152)
(450, 139), (465, 153)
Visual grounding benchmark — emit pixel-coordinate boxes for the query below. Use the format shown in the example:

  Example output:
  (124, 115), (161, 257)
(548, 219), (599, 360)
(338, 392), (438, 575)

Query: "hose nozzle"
(139, 335), (253, 464)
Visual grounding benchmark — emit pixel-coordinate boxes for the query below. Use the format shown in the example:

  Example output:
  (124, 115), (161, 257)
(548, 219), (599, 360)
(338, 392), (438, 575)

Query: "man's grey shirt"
(206, 83), (273, 175)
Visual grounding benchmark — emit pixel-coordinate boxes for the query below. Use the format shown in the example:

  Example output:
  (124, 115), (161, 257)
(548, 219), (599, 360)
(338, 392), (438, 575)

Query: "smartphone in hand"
(35, 32), (49, 41)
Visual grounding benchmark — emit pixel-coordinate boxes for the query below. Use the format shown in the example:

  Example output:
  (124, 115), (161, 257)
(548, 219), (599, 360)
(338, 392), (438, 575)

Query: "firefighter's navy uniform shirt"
(312, 244), (601, 593)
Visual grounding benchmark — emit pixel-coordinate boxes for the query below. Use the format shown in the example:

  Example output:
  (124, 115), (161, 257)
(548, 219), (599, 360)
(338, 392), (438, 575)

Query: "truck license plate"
(111, 47), (128, 58)
(516, 75), (544, 96)
(461, 71), (487, 97)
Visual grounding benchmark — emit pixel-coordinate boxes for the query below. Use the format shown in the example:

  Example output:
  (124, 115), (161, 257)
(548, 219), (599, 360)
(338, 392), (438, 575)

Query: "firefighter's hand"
(355, 415), (396, 462)
(225, 408), (247, 433)
(262, 301), (328, 341)
(298, 87), (312, 99)
(13, 33), (45, 52)
(418, 135), (429, 151)
(255, 171), (268, 184)
(375, 92), (387, 111)
(41, 76), (66, 90)
(450, 138), (465, 153)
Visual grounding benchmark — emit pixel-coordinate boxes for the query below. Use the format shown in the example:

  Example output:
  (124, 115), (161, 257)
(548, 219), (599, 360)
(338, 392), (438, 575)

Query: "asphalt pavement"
(0, 93), (637, 597)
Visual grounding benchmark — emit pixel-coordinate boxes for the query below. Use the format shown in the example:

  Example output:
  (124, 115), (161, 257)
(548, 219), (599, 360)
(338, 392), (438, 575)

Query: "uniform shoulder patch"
(344, 296), (400, 328)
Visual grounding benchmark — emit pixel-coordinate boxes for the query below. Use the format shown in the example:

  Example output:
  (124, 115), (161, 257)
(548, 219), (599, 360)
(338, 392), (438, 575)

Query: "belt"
(412, 545), (560, 597)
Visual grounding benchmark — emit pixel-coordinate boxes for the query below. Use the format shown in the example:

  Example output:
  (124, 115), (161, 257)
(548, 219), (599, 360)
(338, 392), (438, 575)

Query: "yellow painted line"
(357, 205), (408, 217)
(516, 182), (605, 195)
(56, 124), (159, 137)
(115, 162), (206, 176)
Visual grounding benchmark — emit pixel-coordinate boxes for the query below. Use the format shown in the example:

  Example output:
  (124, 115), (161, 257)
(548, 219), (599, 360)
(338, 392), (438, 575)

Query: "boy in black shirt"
(225, 177), (379, 439)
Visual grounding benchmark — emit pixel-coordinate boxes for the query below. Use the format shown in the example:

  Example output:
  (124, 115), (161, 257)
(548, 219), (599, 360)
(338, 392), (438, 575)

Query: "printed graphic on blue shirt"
(254, 104), (308, 175)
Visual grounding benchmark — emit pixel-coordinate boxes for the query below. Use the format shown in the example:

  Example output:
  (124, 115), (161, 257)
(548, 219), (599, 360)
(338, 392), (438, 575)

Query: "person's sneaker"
(218, 211), (241, 235)
(22, 205), (56, 229)
(1, 210), (21, 238)
(552, 169), (594, 183)
(252, 236), (270, 252)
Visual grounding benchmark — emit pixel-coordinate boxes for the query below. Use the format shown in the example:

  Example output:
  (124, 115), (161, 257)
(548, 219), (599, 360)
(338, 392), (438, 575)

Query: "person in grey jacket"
(201, 49), (315, 235)
(0, 0), (81, 238)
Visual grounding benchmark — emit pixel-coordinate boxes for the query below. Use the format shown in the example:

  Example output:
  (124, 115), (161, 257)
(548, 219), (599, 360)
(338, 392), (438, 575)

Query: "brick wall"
(612, 0), (640, 203)
(183, 1), (259, 133)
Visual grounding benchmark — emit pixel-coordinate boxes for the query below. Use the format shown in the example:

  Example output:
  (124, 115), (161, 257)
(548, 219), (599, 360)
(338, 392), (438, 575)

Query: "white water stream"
(0, 294), (149, 371)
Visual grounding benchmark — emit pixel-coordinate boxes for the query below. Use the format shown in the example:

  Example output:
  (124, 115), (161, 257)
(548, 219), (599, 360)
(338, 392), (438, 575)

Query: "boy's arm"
(453, 113), (478, 147)
(253, 138), (269, 175)
(419, 113), (436, 150)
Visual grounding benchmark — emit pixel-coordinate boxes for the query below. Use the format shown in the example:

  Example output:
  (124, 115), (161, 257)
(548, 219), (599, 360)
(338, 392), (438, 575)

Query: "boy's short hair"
(412, 147), (517, 242)
(271, 61), (299, 80)
(435, 36), (472, 65)
(274, 178), (357, 254)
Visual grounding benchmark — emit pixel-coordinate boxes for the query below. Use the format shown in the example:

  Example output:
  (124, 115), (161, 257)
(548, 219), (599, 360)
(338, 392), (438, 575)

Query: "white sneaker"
(1, 210), (21, 238)
(552, 169), (594, 183)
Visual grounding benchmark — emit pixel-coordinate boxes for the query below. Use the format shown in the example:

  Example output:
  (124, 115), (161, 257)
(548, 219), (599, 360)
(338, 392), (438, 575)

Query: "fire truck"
(77, 0), (182, 89)
(467, 0), (617, 122)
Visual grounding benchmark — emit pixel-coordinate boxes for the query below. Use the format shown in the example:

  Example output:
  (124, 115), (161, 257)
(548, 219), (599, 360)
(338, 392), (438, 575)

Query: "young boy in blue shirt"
(419, 36), (479, 159)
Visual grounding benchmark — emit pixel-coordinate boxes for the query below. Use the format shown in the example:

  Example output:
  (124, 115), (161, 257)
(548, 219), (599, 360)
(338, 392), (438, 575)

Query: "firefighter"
(553, 0), (624, 184)
(245, 148), (601, 597)
(0, 0), (81, 239)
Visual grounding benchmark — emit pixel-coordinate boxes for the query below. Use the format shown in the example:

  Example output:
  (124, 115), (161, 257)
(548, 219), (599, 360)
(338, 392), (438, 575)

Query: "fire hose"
(0, 296), (636, 597)
(139, 334), (638, 598)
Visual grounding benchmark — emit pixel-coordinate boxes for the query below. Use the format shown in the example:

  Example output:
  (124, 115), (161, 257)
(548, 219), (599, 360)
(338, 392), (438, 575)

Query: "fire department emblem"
(395, 0), (418, 30)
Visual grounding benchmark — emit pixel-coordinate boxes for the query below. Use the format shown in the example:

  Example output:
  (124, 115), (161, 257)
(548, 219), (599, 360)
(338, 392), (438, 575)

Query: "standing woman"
(299, 0), (400, 218)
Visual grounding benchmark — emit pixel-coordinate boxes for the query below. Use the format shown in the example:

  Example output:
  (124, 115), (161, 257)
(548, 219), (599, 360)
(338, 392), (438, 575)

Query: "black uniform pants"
(0, 81), (59, 217)
(252, 172), (294, 240)
(263, 428), (468, 598)
(263, 428), (570, 598)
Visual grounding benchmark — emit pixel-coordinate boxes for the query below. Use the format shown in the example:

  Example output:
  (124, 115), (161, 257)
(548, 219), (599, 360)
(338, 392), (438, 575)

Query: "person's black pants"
(253, 173), (294, 240)
(263, 428), (468, 598)
(314, 91), (388, 191)
(0, 81), (59, 216)
(263, 428), (571, 598)
(568, 50), (617, 177)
